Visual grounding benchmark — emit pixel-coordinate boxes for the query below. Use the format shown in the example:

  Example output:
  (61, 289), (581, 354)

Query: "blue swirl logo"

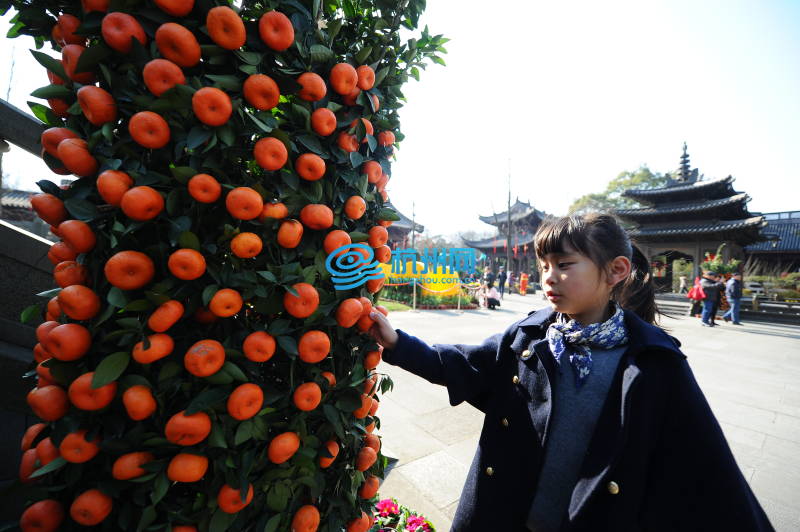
(325, 243), (385, 290)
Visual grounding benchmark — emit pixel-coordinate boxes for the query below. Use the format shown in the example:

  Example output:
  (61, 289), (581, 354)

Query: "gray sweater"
(526, 344), (628, 532)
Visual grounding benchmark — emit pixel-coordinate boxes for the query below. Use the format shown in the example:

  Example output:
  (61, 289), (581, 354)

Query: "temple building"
(461, 199), (548, 277)
(385, 200), (424, 249)
(744, 211), (800, 274)
(615, 144), (767, 290)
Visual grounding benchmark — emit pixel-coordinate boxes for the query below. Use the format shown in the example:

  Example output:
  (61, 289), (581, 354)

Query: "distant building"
(0, 188), (53, 240)
(744, 211), (800, 274)
(385, 200), (424, 249)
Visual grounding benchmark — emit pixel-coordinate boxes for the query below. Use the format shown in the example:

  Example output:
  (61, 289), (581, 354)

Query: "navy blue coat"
(382, 307), (773, 531)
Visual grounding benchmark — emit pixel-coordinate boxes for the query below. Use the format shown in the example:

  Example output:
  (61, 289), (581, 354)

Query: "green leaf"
(166, 189), (181, 216)
(158, 361), (182, 381)
(187, 127), (212, 150)
(323, 404), (344, 440)
(277, 335), (298, 356)
(170, 165), (196, 184)
(92, 352), (130, 389)
(205, 74), (242, 91)
(348, 231), (369, 243)
(151, 474), (169, 505)
(30, 456), (67, 478)
(185, 387), (229, 415)
(20, 304), (41, 324)
(222, 361), (248, 382)
(374, 67), (390, 87)
(217, 123), (235, 147)
(377, 208), (400, 221)
(36, 287), (61, 298)
(263, 514), (282, 532)
(309, 44), (334, 63)
(235, 50), (262, 65)
(30, 85), (73, 99)
(30, 50), (68, 81)
(209, 423), (228, 448)
(64, 198), (98, 221)
(257, 270), (277, 283)
(296, 134), (324, 155)
(28, 102), (62, 126)
(124, 299), (151, 312)
(349, 151), (364, 168)
(202, 284), (219, 306)
(248, 113), (274, 133)
(75, 43), (112, 74)
(178, 231), (200, 250)
(266, 483), (290, 512)
(107, 287), (128, 308)
(209, 509), (236, 532)
(136, 506), (157, 532)
(355, 46), (372, 64)
(234, 420), (253, 445)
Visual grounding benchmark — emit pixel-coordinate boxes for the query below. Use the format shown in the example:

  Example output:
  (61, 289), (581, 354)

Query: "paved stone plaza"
(375, 293), (800, 531)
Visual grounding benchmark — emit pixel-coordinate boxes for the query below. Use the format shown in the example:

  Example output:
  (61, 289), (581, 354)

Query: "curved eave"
(615, 193), (750, 221)
(628, 216), (766, 245)
(622, 176), (734, 204)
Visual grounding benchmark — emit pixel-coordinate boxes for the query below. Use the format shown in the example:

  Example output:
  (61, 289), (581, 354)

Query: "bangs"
(534, 216), (589, 261)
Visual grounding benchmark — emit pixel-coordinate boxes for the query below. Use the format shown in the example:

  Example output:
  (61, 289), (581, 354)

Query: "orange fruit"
(57, 138), (98, 177)
(260, 201), (289, 221)
(129, 111), (171, 149)
(375, 305), (389, 317)
(359, 475), (380, 499)
(101, 12), (146, 53)
(62, 45), (95, 84)
(367, 276), (385, 294)
(243, 73), (280, 110)
(254, 137), (288, 170)
(68, 372), (117, 411)
(20, 500), (65, 532)
(356, 65), (375, 90)
(230, 232), (262, 258)
(206, 6), (246, 50)
(330, 63), (358, 95)
(20, 449), (39, 483)
(293, 382), (322, 411)
(35, 321), (59, 345)
(33, 343), (53, 364)
(184, 339), (225, 377)
(356, 314), (374, 333)
(353, 393), (371, 419)
(167, 453), (208, 482)
(21, 423), (46, 452)
(342, 87), (361, 106)
(323, 229), (351, 256)
(318, 440), (339, 468)
(132, 333), (174, 363)
(104, 250), (155, 289)
(192, 87), (232, 126)
(337, 131), (358, 153)
(209, 288), (243, 317)
(311, 107), (337, 136)
(154, 0), (193, 17)
(369, 93), (380, 111)
(41, 128), (79, 158)
(143, 58), (185, 97)
(155, 23), (200, 67)
(58, 220), (96, 253)
(48, 98), (70, 118)
(52, 14), (85, 46)
(297, 72), (326, 101)
(283, 282), (319, 318)
(82, 0), (110, 13)
(277, 219), (303, 248)
(59, 429), (100, 463)
(346, 511), (371, 532)
(188, 173), (221, 203)
(58, 285), (101, 320)
(297, 330), (330, 363)
(363, 433), (381, 453)
(336, 298), (363, 328)
(227, 383), (264, 420)
(355, 446), (377, 472)
(37, 361), (57, 387)
(291, 505), (321, 532)
(122, 385), (157, 420)
(366, 420), (375, 433)
(193, 306), (218, 324)
(112, 451), (154, 480)
(70, 489), (112, 526)
(369, 397), (380, 416)
(351, 118), (374, 139)
(368, 225), (389, 247)
(97, 169), (133, 205)
(359, 297), (373, 317)
(258, 11), (294, 51)
(48, 69), (65, 85)
(225, 187), (264, 220)
(344, 195), (366, 220)
(168, 248), (206, 280)
(217, 483), (254, 514)
(36, 437), (60, 465)
(46, 296), (61, 321)
(376, 172), (390, 191)
(31, 193), (67, 226)
(147, 300), (184, 332)
(48, 241), (77, 265)
(321, 371), (336, 387)
(44, 323), (91, 361)
(172, 527), (198, 532)
(295, 153), (326, 181)
(375, 245), (391, 263)
(364, 374), (378, 396)
(363, 349), (382, 370)
(267, 431), (300, 464)
(243, 331), (276, 362)
(299, 204), (333, 230)
(362, 160), (382, 184)
(378, 131), (395, 147)
(53, 260), (88, 288)
(165, 410), (212, 446)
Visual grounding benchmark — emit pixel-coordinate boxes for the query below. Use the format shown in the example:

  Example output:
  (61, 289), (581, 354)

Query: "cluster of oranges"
(19, 0), (407, 530)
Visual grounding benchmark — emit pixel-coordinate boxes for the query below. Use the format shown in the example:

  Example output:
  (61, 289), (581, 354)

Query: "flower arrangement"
(370, 497), (436, 531)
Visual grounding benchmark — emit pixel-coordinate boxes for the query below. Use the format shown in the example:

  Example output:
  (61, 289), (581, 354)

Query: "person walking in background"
(722, 273), (743, 325)
(700, 271), (724, 326)
(486, 281), (501, 310)
(710, 273), (725, 326)
(678, 275), (688, 294)
(687, 275), (705, 317)
(497, 266), (507, 300)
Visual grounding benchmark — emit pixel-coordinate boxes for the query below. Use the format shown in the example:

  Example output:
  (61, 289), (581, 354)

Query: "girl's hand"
(368, 311), (399, 351)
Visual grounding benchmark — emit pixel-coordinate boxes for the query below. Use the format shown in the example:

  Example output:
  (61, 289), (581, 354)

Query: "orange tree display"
(3, 0), (446, 529)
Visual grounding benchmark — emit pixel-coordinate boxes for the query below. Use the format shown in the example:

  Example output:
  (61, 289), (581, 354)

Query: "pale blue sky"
(2, 1), (798, 238)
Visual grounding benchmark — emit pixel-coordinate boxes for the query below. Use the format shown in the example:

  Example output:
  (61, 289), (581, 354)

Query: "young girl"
(367, 213), (772, 531)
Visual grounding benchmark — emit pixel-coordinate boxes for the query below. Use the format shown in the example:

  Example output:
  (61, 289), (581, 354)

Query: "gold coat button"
(512, 375), (520, 384)
(521, 349), (531, 360)
(607, 481), (620, 495)
(501, 417), (509, 427)
(485, 467), (494, 476)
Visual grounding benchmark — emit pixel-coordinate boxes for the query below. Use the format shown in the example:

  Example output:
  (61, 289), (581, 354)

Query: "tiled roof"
(628, 216), (766, 238)
(746, 219), (800, 253)
(384, 200), (424, 233)
(615, 192), (750, 217)
(623, 175), (733, 201)
(461, 230), (537, 250)
(0, 189), (34, 209)
(479, 200), (547, 226)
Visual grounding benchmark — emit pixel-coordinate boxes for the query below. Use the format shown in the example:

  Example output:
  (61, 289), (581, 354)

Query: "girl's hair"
(534, 213), (658, 324)
(487, 281), (494, 288)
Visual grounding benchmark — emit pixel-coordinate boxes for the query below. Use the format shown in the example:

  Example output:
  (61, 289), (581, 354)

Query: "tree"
(568, 165), (669, 214)
(7, 0), (445, 530)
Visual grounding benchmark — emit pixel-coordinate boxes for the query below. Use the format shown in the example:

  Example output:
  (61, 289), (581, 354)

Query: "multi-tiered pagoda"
(461, 199), (548, 277)
(615, 144), (766, 289)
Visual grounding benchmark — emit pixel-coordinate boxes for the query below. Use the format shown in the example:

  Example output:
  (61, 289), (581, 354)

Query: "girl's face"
(539, 242), (630, 326)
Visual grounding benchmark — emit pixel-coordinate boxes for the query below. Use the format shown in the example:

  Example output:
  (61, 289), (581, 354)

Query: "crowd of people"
(686, 271), (744, 326)
(474, 265), (533, 310)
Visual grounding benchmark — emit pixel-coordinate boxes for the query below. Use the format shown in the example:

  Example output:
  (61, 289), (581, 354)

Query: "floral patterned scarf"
(545, 302), (629, 389)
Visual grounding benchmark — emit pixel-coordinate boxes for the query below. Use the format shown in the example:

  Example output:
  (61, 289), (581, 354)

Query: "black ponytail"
(534, 213), (660, 324)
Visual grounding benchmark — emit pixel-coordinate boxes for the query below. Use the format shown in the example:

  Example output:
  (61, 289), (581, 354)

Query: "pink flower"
(376, 498), (399, 517)
(405, 515), (431, 531)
